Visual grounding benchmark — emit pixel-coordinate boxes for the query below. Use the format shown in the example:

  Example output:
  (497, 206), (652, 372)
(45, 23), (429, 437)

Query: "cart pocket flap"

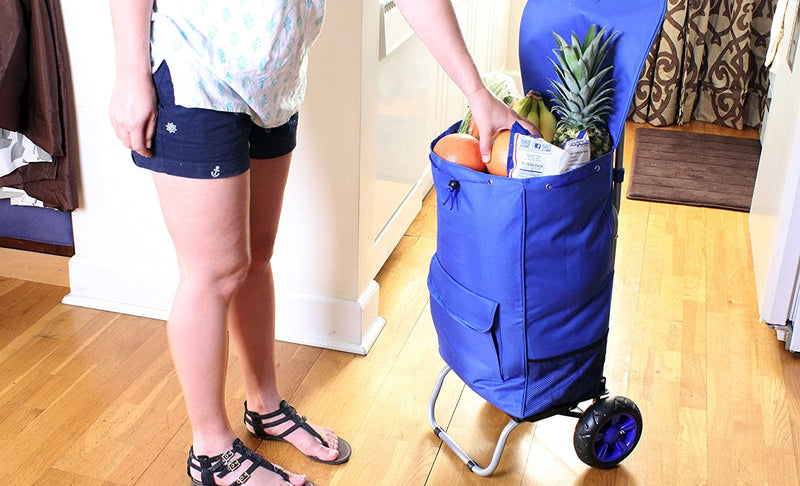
(428, 256), (498, 333)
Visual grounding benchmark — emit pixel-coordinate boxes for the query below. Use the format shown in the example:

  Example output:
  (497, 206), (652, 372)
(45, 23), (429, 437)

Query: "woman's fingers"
(128, 112), (155, 157)
(469, 87), (550, 160)
(478, 131), (494, 162)
(109, 76), (157, 157)
(516, 117), (542, 137)
(111, 115), (153, 157)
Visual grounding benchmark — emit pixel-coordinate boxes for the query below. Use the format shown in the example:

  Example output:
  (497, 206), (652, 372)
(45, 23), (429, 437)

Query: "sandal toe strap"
(245, 400), (330, 448)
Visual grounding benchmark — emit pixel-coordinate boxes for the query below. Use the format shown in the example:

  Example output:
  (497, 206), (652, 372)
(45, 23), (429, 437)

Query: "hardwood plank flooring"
(1, 121), (796, 485)
(0, 248), (70, 287)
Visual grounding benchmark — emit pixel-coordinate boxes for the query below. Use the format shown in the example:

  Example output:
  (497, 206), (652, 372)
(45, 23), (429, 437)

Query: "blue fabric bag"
(427, 0), (666, 420)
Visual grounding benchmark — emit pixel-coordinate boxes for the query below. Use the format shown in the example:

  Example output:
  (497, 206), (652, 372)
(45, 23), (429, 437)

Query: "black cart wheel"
(573, 396), (642, 468)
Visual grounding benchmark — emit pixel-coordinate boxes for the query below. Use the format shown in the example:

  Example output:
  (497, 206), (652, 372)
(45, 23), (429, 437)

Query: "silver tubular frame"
(427, 365), (523, 477)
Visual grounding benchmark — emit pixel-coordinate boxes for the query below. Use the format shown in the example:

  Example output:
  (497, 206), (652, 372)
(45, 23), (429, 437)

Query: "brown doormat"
(627, 128), (762, 212)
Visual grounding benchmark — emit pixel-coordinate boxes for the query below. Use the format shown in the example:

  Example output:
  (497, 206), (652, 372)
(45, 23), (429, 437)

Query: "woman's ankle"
(191, 429), (238, 457)
(244, 392), (283, 414)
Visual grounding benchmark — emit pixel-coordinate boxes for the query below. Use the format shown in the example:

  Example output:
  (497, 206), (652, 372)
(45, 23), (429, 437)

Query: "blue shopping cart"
(426, 0), (667, 475)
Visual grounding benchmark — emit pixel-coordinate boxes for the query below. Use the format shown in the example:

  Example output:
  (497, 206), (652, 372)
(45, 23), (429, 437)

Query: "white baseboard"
(64, 255), (179, 314)
(63, 256), (384, 355)
(273, 280), (384, 355)
(62, 293), (171, 321)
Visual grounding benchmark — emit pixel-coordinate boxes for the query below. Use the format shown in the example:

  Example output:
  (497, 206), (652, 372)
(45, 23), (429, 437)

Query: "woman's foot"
(244, 401), (350, 465)
(188, 438), (312, 486)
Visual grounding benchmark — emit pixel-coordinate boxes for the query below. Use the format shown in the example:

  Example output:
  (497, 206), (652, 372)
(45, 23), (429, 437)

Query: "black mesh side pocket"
(522, 334), (608, 419)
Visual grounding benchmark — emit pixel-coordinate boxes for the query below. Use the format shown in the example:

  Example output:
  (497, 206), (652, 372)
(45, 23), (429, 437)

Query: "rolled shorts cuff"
(131, 152), (250, 179)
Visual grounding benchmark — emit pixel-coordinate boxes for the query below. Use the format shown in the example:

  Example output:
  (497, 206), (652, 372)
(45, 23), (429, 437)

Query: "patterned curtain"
(630, 0), (776, 130)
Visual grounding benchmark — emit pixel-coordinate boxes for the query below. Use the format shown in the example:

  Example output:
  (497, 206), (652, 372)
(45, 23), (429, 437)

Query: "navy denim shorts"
(132, 62), (298, 179)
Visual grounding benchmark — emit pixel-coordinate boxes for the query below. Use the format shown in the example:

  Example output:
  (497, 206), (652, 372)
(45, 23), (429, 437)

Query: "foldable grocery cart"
(426, 0), (667, 476)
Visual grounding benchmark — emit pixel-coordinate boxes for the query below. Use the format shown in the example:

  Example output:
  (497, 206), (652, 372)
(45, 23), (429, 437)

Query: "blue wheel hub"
(594, 413), (638, 462)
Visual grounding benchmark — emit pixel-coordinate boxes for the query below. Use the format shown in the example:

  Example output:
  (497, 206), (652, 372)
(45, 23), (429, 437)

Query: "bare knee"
(249, 245), (274, 271)
(180, 251), (252, 301)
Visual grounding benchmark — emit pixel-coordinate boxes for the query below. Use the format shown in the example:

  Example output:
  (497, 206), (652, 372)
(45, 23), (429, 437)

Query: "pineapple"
(548, 25), (617, 159)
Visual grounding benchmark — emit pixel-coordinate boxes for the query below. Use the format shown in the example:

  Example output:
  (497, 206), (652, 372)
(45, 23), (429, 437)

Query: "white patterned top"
(150, 0), (325, 128)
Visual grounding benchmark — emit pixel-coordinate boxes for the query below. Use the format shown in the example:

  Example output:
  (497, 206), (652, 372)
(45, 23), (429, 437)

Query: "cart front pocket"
(428, 255), (502, 383)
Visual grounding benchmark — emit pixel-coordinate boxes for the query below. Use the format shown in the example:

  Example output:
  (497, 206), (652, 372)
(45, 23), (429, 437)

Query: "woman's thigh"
(247, 153), (292, 264)
(152, 170), (251, 283)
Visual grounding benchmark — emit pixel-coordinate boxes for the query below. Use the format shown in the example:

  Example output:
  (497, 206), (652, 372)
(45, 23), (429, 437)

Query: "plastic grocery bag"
(505, 123), (591, 178)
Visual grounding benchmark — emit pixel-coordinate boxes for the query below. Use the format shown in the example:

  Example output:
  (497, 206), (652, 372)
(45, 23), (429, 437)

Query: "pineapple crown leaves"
(548, 60), (614, 121)
(547, 24), (618, 129)
(581, 24), (600, 50)
(561, 25), (617, 71)
(550, 25), (616, 92)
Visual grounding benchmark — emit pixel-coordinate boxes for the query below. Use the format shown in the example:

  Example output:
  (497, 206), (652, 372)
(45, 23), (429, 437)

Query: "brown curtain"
(630, 0), (776, 130)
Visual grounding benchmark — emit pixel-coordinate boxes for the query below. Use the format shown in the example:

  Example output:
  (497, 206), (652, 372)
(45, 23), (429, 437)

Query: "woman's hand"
(466, 87), (541, 162)
(109, 0), (156, 157)
(109, 74), (157, 158)
(392, 0), (541, 160)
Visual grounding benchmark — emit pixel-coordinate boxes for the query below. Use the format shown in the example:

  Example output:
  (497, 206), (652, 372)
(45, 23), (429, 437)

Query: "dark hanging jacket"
(0, 0), (78, 211)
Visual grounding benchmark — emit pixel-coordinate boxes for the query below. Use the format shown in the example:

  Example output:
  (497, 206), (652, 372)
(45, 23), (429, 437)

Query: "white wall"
(507, 0), (526, 73)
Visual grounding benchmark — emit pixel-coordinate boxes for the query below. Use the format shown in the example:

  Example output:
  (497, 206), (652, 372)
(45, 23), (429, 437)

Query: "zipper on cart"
(520, 185), (529, 400)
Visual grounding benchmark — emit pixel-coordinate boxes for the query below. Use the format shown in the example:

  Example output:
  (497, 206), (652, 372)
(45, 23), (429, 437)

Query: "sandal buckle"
(226, 459), (241, 472)
(236, 472), (251, 484)
(221, 450), (235, 462)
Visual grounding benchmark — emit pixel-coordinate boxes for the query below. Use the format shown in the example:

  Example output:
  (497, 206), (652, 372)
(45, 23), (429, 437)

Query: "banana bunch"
(510, 90), (557, 144)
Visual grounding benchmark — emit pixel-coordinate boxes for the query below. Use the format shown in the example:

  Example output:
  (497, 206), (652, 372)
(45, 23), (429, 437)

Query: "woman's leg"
(152, 171), (305, 485)
(228, 154), (339, 462)
(153, 171), (250, 455)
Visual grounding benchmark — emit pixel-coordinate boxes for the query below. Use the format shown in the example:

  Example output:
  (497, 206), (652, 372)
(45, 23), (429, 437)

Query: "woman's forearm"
(109, 0), (154, 77)
(109, 0), (157, 156)
(392, 0), (485, 98)
(392, 0), (539, 158)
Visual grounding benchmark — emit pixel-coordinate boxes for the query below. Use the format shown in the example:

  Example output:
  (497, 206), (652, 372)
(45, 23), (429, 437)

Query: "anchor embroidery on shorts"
(165, 122), (178, 134)
(211, 166), (221, 178)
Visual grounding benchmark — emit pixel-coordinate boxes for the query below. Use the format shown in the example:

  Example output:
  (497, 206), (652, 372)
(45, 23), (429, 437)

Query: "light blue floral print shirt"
(151, 0), (325, 128)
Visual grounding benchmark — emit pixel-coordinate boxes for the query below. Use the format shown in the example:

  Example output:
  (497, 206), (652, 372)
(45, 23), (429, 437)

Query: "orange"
(433, 133), (486, 173)
(486, 130), (511, 176)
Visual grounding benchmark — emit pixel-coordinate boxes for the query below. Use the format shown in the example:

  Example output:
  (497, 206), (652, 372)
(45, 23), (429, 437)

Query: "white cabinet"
(268, 0), (513, 353)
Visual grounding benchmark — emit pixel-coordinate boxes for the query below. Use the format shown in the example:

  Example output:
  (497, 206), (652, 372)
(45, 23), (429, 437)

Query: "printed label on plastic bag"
(506, 123), (591, 178)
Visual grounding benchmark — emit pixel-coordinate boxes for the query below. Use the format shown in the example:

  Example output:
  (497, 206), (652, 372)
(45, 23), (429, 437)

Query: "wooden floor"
(3, 120), (799, 485)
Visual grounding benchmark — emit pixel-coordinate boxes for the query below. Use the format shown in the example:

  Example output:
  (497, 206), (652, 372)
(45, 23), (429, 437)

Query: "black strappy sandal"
(244, 400), (352, 465)
(187, 438), (314, 485)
